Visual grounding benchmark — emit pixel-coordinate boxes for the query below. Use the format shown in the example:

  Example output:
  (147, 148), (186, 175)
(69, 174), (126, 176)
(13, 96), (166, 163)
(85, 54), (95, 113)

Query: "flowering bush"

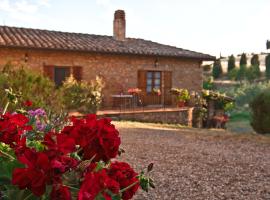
(170, 88), (190, 103)
(0, 90), (154, 200)
(61, 75), (104, 114)
(127, 88), (141, 95)
(0, 62), (63, 113)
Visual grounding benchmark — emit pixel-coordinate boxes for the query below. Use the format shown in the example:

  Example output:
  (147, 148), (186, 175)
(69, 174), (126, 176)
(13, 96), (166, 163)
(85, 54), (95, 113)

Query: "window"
(43, 66), (82, 86)
(54, 67), (70, 87)
(146, 71), (161, 93)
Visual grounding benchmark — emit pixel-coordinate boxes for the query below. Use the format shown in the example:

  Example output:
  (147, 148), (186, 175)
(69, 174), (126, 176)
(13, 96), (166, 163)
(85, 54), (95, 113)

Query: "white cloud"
(0, 0), (50, 23)
(15, 0), (38, 13)
(96, 0), (112, 7)
(37, 0), (50, 7)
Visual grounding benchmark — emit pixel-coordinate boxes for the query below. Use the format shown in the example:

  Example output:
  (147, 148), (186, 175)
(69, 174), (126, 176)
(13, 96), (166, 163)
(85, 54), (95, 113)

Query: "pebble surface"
(115, 122), (270, 200)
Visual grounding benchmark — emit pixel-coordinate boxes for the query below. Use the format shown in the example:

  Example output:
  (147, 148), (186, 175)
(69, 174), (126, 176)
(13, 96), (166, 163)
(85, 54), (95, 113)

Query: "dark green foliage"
(265, 54), (270, 80)
(250, 88), (270, 134)
(203, 76), (214, 90)
(251, 54), (260, 66)
(248, 54), (260, 82)
(227, 54), (236, 72)
(212, 59), (222, 79)
(228, 68), (239, 80)
(237, 64), (247, 81)
(0, 62), (63, 112)
(239, 53), (247, 66)
(246, 65), (260, 82)
(218, 82), (270, 108)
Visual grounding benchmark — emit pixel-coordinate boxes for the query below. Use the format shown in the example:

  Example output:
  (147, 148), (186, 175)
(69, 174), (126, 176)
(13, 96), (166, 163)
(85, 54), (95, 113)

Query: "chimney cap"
(114, 10), (125, 20)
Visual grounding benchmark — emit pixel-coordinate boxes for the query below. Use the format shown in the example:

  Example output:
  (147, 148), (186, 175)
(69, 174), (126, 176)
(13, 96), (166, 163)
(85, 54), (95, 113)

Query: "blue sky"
(0, 0), (269, 57)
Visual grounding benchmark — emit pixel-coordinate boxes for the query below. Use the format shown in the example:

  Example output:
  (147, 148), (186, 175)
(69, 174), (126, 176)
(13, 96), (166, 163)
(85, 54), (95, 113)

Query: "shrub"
(228, 68), (239, 80)
(0, 96), (154, 199)
(250, 88), (270, 134)
(236, 64), (247, 81)
(212, 59), (222, 79)
(0, 62), (63, 112)
(61, 75), (104, 114)
(218, 82), (270, 109)
(246, 65), (260, 82)
(203, 76), (214, 89)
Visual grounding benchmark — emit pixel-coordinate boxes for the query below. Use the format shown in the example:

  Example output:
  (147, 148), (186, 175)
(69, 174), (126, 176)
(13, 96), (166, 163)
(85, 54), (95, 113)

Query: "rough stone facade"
(0, 47), (203, 107)
(106, 108), (194, 126)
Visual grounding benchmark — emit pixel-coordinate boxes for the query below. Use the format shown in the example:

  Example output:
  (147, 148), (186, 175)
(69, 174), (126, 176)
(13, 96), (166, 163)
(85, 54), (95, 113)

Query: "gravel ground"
(114, 122), (270, 200)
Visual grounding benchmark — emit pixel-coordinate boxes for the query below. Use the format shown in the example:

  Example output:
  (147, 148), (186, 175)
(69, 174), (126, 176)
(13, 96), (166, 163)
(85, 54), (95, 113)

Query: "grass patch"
(229, 111), (251, 122)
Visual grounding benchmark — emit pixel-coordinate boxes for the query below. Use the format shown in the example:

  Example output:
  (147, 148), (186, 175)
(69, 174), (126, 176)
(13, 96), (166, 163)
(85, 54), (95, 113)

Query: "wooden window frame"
(43, 65), (83, 85)
(146, 71), (161, 94)
(54, 66), (71, 87)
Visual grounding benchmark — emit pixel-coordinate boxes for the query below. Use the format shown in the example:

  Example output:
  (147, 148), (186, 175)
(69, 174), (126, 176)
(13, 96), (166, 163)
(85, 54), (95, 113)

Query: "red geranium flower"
(12, 149), (50, 196)
(50, 184), (71, 200)
(0, 113), (31, 146)
(107, 161), (139, 200)
(42, 132), (78, 177)
(78, 169), (120, 200)
(62, 115), (120, 162)
(23, 100), (33, 107)
(43, 132), (76, 155)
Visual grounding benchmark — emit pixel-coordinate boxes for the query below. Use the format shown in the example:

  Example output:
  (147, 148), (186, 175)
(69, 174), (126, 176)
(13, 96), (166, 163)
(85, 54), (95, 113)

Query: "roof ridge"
(0, 25), (113, 39)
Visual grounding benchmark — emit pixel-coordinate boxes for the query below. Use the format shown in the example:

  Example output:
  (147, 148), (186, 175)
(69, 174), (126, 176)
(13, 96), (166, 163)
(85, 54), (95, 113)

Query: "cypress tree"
(227, 54), (236, 72)
(266, 54), (270, 80)
(251, 54), (260, 66)
(237, 64), (247, 82)
(212, 59), (222, 79)
(240, 53), (247, 66)
(249, 54), (260, 80)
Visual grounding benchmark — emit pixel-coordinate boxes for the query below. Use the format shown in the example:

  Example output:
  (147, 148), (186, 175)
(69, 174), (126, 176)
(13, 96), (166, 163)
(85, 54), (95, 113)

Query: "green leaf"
(0, 176), (11, 185)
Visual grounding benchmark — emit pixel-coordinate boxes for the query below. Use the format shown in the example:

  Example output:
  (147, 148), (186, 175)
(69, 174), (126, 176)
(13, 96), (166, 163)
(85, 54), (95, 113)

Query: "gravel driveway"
(114, 122), (270, 200)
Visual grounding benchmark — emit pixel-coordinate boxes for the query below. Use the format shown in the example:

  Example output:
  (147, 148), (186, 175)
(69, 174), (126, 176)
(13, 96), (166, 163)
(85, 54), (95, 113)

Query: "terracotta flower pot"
(178, 101), (186, 107)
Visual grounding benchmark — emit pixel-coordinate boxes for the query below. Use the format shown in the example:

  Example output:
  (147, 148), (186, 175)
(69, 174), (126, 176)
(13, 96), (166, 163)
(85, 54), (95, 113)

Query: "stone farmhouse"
(0, 10), (215, 108)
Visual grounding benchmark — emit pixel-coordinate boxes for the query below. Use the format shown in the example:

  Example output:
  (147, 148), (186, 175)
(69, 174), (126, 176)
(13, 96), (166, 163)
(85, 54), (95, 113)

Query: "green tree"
(266, 54), (270, 80)
(239, 53), (247, 66)
(246, 65), (260, 82)
(212, 59), (222, 79)
(251, 54), (260, 66)
(237, 64), (247, 82)
(227, 54), (236, 72)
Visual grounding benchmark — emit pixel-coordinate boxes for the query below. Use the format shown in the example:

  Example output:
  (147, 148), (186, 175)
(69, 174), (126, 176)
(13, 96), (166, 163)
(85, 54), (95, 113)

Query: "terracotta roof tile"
(0, 26), (215, 60)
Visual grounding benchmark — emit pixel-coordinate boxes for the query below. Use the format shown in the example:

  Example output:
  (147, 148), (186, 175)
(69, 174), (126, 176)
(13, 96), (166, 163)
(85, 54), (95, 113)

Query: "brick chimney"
(113, 10), (126, 41)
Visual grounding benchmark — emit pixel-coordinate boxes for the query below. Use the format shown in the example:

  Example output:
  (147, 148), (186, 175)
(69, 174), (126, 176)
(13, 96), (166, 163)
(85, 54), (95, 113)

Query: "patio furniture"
(111, 94), (134, 110)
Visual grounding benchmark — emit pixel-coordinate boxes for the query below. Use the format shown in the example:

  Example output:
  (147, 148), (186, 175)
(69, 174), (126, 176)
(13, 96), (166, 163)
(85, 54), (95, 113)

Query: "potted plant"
(176, 89), (190, 107)
(127, 88), (142, 95)
(153, 88), (161, 96)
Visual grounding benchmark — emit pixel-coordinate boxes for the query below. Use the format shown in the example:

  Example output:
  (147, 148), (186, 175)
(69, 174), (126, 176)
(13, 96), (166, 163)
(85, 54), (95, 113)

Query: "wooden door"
(138, 70), (162, 106)
(164, 71), (172, 105)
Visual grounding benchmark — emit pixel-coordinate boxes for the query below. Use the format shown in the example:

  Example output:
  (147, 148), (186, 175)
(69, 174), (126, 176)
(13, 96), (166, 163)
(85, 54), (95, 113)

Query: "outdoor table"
(111, 94), (134, 110)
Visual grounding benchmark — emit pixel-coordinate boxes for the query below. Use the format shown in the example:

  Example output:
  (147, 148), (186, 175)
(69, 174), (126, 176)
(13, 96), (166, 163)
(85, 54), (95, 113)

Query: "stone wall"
(116, 108), (194, 126)
(0, 47), (203, 107)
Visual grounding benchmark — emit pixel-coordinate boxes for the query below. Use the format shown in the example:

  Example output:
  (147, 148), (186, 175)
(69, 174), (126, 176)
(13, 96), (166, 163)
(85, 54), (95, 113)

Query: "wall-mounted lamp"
(154, 58), (159, 68)
(24, 53), (29, 63)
